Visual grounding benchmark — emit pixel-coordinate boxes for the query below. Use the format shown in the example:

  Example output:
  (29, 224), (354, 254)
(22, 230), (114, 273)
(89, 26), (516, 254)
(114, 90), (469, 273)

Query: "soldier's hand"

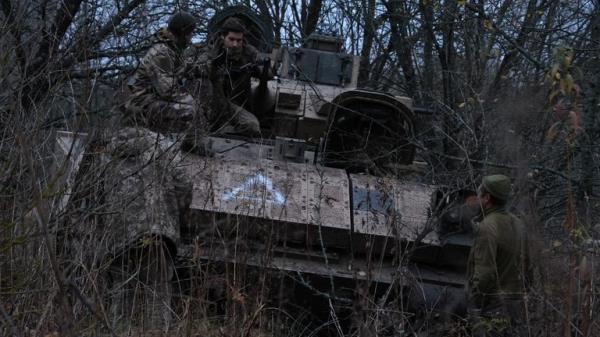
(195, 64), (210, 78)
(182, 62), (208, 79)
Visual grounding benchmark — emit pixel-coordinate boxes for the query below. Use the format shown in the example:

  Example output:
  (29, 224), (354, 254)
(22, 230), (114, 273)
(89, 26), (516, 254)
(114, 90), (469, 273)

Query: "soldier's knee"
(244, 119), (261, 136)
(236, 109), (261, 136)
(235, 122), (260, 136)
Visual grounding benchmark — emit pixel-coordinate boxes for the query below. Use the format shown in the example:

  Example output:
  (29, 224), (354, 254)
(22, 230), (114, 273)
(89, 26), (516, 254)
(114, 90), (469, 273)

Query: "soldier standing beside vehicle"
(206, 17), (263, 136)
(466, 174), (529, 336)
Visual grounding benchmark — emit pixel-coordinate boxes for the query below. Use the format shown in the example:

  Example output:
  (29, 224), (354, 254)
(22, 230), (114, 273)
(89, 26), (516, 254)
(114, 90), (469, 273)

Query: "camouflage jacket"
(127, 28), (189, 107)
(466, 205), (526, 308)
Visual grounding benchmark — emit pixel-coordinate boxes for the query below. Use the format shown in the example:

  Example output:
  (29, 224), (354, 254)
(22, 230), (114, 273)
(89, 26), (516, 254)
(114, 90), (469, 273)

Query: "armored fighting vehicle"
(180, 4), (473, 290)
(51, 5), (475, 334)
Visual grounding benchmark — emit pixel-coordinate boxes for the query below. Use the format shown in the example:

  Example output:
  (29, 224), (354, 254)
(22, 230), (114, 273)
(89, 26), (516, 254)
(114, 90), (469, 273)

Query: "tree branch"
(423, 146), (579, 185)
(465, 1), (545, 73)
(34, 0), (84, 68)
(90, 0), (146, 47)
(23, 0), (146, 107)
(1, 0), (27, 68)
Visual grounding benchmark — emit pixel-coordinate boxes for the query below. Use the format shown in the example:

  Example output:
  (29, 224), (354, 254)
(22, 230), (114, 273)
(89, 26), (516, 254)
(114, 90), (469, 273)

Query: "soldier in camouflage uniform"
(105, 12), (202, 330)
(203, 17), (263, 136)
(100, 127), (191, 331)
(124, 11), (203, 135)
(467, 174), (528, 336)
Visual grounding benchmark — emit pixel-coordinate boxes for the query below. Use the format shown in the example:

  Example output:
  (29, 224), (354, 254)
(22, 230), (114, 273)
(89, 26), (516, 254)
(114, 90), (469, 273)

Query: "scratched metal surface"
(183, 143), (350, 229)
(350, 174), (439, 244)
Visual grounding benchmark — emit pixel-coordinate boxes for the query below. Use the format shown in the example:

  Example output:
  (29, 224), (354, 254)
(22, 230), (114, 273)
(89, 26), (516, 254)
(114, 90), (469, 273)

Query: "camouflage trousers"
(126, 93), (260, 137)
(124, 92), (202, 134)
(208, 102), (261, 136)
(107, 237), (175, 332)
(146, 94), (198, 133)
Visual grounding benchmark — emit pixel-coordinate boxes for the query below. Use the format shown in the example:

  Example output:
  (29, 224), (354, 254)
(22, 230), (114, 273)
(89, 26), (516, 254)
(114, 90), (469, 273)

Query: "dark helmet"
(220, 17), (246, 34)
(168, 11), (197, 36)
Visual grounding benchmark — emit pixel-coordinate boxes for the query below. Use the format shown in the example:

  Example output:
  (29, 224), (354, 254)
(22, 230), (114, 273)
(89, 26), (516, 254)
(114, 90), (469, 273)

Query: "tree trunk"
(385, 0), (417, 97)
(488, 0), (541, 96)
(418, 0), (435, 105)
(438, 0), (459, 169)
(464, 0), (485, 93)
(358, 0), (376, 86)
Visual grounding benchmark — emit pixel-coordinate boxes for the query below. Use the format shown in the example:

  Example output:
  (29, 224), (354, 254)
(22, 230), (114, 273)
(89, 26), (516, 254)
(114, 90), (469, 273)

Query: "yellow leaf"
(458, 0), (466, 5)
(570, 227), (584, 240)
(545, 122), (561, 143)
(458, 102), (466, 108)
(548, 64), (559, 83)
(484, 20), (493, 30)
(565, 74), (573, 94)
(563, 50), (573, 67)
(559, 79), (567, 94)
(548, 90), (560, 104)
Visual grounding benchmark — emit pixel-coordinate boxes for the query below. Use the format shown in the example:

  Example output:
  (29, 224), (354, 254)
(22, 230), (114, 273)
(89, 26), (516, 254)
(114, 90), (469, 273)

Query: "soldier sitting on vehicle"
(203, 17), (265, 136)
(105, 11), (201, 331)
(124, 11), (204, 135)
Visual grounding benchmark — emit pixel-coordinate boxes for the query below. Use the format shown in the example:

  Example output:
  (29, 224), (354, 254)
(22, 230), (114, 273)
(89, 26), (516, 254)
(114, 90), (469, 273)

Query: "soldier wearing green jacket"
(467, 174), (528, 336)
(206, 17), (262, 135)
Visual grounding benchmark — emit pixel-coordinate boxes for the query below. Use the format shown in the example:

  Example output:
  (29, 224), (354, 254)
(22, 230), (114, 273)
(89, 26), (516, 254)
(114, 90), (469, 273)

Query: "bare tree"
(2, 0), (600, 335)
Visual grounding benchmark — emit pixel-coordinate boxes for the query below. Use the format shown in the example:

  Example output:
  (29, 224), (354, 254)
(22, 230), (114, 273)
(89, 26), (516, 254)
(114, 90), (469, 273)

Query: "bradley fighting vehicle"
(52, 5), (476, 332)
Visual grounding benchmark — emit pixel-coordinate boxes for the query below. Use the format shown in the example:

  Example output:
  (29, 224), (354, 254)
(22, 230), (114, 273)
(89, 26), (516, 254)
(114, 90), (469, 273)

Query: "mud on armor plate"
(184, 156), (351, 229)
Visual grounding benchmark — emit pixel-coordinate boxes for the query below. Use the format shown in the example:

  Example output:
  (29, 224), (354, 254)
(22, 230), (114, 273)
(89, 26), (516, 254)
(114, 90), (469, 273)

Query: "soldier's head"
(477, 174), (511, 209)
(219, 17), (246, 56)
(168, 11), (197, 48)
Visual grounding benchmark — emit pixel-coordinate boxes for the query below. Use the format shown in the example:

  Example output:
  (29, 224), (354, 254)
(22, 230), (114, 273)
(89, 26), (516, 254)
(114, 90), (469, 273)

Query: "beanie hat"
(481, 174), (511, 202)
